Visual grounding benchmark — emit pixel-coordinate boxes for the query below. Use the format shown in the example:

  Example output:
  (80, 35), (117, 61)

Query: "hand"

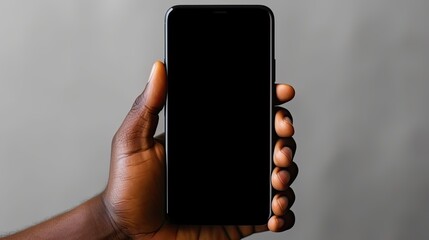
(101, 60), (298, 239)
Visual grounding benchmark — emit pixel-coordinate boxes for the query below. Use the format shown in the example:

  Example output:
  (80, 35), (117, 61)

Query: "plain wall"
(1, 0), (429, 239)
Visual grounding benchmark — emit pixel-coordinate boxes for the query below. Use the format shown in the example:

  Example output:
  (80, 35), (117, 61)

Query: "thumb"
(137, 60), (167, 114)
(113, 60), (167, 153)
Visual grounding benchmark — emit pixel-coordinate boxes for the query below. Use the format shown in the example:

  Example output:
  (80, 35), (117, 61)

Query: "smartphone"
(164, 5), (275, 225)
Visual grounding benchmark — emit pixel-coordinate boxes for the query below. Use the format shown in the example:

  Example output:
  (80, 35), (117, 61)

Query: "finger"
(271, 167), (290, 191)
(274, 84), (295, 105)
(222, 225), (242, 240)
(253, 224), (269, 233)
(139, 61), (168, 113)
(274, 107), (294, 138)
(268, 210), (295, 232)
(272, 187), (296, 216)
(271, 193), (288, 216)
(234, 224), (269, 238)
(113, 60), (167, 153)
(222, 224), (268, 239)
(271, 162), (299, 191)
(273, 138), (296, 167)
(236, 225), (254, 239)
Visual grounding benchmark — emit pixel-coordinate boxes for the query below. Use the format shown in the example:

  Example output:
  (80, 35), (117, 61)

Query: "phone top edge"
(165, 4), (274, 13)
(165, 4), (275, 33)
(168, 4), (271, 8)
(164, 5), (274, 21)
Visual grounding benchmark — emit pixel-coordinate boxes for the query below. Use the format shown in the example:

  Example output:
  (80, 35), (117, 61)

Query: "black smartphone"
(164, 5), (275, 225)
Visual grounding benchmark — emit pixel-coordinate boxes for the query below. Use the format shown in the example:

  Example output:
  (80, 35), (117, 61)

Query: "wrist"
(89, 194), (128, 240)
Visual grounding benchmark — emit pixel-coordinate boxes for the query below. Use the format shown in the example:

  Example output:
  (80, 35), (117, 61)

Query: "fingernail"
(281, 147), (293, 162)
(285, 117), (293, 125)
(148, 62), (157, 82)
(277, 170), (290, 185)
(277, 195), (289, 212)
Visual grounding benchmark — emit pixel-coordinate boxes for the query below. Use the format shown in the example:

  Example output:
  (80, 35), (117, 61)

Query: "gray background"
(1, 0), (429, 239)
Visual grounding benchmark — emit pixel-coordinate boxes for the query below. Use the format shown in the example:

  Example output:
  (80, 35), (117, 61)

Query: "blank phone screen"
(165, 5), (274, 225)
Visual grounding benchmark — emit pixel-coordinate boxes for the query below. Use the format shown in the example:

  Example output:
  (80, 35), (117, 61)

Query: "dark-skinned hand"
(101, 60), (298, 240)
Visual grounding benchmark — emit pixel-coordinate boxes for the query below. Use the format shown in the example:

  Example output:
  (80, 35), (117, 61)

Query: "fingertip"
(274, 109), (295, 138)
(145, 60), (167, 111)
(150, 60), (167, 84)
(274, 145), (293, 167)
(268, 211), (295, 232)
(268, 216), (285, 232)
(154, 60), (166, 71)
(275, 84), (295, 104)
(272, 194), (289, 216)
(271, 167), (290, 191)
